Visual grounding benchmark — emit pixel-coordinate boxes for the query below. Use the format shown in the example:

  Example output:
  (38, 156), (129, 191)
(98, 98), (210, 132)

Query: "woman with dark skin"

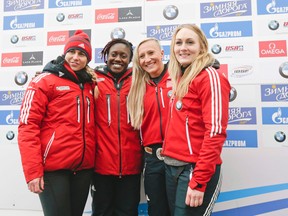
(91, 39), (143, 216)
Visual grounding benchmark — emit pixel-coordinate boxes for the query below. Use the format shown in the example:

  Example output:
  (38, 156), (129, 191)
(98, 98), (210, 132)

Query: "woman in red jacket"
(128, 38), (171, 216)
(18, 30), (96, 216)
(162, 24), (231, 216)
(91, 39), (143, 216)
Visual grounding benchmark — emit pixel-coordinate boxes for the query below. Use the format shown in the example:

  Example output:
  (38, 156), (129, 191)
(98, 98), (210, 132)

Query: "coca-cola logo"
(47, 31), (69, 46)
(49, 35), (66, 43)
(97, 13), (115, 20)
(95, 8), (118, 23)
(1, 53), (22, 67)
(3, 57), (20, 64)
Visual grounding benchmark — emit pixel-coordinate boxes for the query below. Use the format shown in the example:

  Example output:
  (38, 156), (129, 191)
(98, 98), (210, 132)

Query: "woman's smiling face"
(173, 27), (201, 67)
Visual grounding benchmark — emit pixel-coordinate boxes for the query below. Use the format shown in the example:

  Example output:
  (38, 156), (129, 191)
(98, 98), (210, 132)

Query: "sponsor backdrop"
(0, 0), (288, 215)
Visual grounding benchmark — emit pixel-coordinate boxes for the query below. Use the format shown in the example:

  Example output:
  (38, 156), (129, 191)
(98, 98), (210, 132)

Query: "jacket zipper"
(43, 131), (55, 164)
(126, 95), (130, 124)
(106, 94), (111, 126)
(77, 96), (80, 123)
(185, 116), (193, 155)
(160, 87), (165, 108)
(86, 96), (90, 123)
(116, 83), (122, 177)
(162, 97), (174, 152)
(73, 83), (86, 172)
(155, 86), (164, 141)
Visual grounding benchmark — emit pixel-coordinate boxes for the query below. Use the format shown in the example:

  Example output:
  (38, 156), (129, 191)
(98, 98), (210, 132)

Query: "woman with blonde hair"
(162, 24), (231, 216)
(128, 38), (171, 216)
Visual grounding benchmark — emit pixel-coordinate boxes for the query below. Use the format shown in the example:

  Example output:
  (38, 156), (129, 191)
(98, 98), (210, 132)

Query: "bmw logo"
(268, 20), (279, 31)
(10, 35), (19, 44)
(56, 13), (65, 22)
(279, 62), (288, 78)
(274, 131), (286, 142)
(15, 71), (28, 86)
(110, 27), (126, 39)
(176, 100), (182, 110)
(229, 87), (237, 102)
(6, 131), (15, 141)
(163, 5), (179, 20)
(211, 44), (222, 55)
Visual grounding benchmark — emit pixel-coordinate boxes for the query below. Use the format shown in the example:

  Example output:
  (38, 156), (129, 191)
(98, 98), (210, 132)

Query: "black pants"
(39, 169), (93, 216)
(91, 173), (141, 216)
(165, 164), (221, 216)
(144, 150), (170, 216)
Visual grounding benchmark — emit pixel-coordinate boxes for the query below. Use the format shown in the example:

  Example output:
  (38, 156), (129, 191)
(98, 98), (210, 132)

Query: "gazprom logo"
(49, 0), (91, 8)
(257, 0), (288, 15)
(0, 110), (20, 125)
(163, 45), (170, 62)
(3, 14), (44, 30)
(224, 130), (258, 148)
(201, 21), (253, 39)
(262, 107), (288, 124)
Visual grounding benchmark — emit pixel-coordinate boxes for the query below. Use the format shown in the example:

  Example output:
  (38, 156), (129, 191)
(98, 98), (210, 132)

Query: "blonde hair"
(127, 38), (163, 129)
(169, 24), (215, 99)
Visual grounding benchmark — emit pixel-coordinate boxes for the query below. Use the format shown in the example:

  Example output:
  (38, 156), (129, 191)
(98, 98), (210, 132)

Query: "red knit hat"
(64, 30), (92, 62)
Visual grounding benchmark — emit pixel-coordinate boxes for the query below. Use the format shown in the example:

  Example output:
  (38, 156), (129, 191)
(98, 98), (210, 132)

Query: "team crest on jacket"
(176, 100), (182, 110)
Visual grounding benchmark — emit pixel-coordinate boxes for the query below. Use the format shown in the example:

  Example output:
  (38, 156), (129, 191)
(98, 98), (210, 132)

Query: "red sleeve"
(189, 67), (231, 192)
(18, 76), (50, 183)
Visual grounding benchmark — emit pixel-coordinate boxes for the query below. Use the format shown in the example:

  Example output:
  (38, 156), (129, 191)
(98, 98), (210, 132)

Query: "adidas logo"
(78, 43), (85, 49)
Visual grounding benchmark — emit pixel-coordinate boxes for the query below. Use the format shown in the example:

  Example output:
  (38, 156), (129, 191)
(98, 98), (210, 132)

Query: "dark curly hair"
(101, 38), (134, 63)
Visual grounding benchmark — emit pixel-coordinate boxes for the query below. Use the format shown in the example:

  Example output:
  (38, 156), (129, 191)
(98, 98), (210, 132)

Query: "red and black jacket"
(94, 66), (142, 176)
(18, 56), (96, 183)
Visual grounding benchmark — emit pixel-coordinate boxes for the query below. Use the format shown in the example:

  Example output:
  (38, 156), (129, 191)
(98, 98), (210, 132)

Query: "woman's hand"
(185, 186), (204, 207)
(28, 176), (44, 194)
